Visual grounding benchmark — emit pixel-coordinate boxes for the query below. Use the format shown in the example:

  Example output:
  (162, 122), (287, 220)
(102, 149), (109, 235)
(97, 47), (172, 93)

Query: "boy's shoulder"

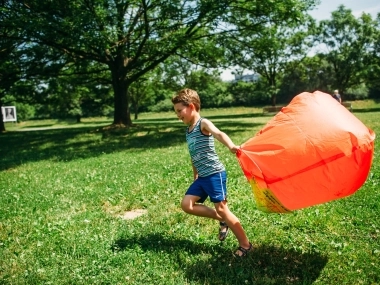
(200, 117), (214, 126)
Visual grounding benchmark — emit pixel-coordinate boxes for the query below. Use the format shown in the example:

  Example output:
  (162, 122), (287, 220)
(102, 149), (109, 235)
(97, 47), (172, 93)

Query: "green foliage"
(1, 106), (379, 284)
(2, 0), (380, 128)
(228, 80), (269, 106)
(185, 70), (231, 108)
(148, 98), (174, 113)
(35, 72), (114, 119)
(145, 66), (234, 112)
(345, 84), (370, 100)
(14, 102), (36, 121)
(1, 0), (323, 126)
(316, 6), (378, 95)
(278, 56), (334, 101)
(224, 8), (316, 106)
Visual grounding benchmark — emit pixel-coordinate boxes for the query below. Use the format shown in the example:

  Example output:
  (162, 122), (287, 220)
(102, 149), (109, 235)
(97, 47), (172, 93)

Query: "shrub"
(148, 98), (173, 112)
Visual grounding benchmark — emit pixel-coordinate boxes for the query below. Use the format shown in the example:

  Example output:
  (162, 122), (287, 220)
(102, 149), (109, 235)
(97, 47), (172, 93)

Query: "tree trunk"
(270, 78), (277, 106)
(134, 101), (138, 120)
(271, 93), (276, 106)
(0, 118), (5, 133)
(0, 103), (5, 132)
(111, 67), (133, 126)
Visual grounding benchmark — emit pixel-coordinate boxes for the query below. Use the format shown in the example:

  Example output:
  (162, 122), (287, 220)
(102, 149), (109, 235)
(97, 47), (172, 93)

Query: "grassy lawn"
(0, 104), (379, 285)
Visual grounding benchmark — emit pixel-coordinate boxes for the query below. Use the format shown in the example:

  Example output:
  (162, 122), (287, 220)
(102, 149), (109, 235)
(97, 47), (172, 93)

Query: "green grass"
(350, 99), (380, 112)
(0, 105), (379, 285)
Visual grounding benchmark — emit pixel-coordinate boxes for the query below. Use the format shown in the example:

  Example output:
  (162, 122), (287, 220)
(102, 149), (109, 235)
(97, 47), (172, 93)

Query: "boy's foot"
(234, 242), (253, 258)
(218, 221), (229, 241)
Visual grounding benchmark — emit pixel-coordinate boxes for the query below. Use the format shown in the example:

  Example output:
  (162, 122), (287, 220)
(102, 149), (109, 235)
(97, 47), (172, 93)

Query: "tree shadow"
(20, 123), (56, 129)
(353, 107), (380, 113)
(0, 120), (262, 171)
(111, 233), (328, 285)
(17, 119), (112, 129)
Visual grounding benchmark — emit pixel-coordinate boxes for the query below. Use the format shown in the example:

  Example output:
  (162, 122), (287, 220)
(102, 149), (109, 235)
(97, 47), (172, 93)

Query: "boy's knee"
(181, 200), (191, 213)
(215, 204), (227, 217)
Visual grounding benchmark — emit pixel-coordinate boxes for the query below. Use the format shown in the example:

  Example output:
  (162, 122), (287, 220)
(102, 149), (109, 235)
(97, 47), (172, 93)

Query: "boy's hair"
(171, 88), (201, 111)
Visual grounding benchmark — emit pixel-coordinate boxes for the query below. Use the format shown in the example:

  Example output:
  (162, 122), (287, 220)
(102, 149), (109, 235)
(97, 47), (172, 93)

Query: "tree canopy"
(1, 0), (318, 127)
(2, 1), (380, 132)
(315, 5), (377, 97)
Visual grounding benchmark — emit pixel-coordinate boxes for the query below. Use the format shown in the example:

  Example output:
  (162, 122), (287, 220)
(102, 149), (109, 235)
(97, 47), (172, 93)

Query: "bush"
(345, 85), (369, 100)
(14, 103), (36, 121)
(148, 99), (173, 112)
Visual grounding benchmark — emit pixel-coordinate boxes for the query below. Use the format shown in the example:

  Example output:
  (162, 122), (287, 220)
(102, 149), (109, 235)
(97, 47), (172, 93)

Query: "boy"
(172, 88), (252, 257)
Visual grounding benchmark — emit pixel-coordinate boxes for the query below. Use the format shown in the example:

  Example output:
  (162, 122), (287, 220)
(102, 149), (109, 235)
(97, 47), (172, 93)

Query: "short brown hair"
(171, 88), (201, 111)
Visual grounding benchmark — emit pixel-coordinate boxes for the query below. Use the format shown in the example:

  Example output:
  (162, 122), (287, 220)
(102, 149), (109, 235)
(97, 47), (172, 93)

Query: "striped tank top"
(186, 118), (225, 177)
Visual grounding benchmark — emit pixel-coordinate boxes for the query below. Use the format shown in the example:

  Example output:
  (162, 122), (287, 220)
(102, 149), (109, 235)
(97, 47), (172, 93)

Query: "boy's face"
(173, 103), (193, 125)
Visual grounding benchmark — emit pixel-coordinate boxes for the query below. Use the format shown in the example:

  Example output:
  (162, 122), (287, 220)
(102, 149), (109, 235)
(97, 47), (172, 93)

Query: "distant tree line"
(1, 1), (380, 132)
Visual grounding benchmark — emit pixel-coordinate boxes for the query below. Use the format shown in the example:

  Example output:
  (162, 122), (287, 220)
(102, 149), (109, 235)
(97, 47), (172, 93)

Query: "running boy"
(172, 88), (252, 257)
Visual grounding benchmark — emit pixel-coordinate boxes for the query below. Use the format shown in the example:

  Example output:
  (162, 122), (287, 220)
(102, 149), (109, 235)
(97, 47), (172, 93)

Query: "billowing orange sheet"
(236, 91), (375, 213)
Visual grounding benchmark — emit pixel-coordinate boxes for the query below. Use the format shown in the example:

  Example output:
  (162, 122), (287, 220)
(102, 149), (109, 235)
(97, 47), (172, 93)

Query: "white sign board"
(2, 106), (17, 122)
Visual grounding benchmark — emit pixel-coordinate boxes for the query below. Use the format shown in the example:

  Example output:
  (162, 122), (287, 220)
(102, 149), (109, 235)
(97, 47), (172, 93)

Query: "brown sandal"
(218, 221), (229, 241)
(234, 242), (253, 258)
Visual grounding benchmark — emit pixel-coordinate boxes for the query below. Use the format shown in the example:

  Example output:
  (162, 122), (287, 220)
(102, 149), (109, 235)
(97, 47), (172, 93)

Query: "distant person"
(171, 88), (252, 258)
(332, 90), (342, 104)
(5, 108), (14, 119)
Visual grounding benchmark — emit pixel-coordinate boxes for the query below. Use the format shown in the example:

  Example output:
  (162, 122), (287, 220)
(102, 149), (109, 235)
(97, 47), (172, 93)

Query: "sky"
(309, 0), (380, 21)
(221, 0), (380, 81)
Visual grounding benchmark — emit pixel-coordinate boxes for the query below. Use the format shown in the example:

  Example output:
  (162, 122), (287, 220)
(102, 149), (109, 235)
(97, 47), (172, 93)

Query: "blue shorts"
(186, 171), (227, 203)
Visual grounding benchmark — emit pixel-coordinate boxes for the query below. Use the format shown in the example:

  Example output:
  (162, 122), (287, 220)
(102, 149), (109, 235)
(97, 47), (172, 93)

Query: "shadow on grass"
(20, 123), (56, 129)
(0, 120), (262, 171)
(353, 107), (380, 113)
(111, 233), (327, 285)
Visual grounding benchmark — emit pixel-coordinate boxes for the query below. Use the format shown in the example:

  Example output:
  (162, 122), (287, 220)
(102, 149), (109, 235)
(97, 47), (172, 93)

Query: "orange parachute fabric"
(236, 91), (376, 213)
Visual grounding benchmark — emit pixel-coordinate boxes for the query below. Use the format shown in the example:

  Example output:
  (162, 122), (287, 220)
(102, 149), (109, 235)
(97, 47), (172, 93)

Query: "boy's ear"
(189, 103), (195, 110)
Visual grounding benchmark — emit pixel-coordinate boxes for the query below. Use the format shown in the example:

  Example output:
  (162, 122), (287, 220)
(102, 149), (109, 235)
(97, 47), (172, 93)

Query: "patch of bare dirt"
(102, 201), (147, 220)
(118, 209), (148, 220)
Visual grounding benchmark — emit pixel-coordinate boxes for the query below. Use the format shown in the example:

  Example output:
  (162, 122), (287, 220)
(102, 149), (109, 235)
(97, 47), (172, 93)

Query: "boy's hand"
(229, 145), (240, 154)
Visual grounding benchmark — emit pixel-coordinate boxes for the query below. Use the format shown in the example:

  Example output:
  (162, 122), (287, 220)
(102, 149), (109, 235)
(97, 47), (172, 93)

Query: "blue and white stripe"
(186, 118), (225, 177)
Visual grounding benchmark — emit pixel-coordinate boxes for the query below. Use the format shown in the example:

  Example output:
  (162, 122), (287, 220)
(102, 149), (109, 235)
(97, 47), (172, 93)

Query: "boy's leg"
(182, 195), (229, 241)
(181, 195), (223, 220)
(214, 200), (251, 256)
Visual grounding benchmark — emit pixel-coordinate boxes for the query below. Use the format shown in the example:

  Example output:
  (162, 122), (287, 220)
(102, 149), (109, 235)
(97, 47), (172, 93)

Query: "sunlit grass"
(4, 117), (111, 132)
(351, 99), (380, 110)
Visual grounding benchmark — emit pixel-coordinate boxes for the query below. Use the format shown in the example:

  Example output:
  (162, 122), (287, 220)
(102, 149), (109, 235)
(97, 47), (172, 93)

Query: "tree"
(37, 62), (115, 121)
(278, 55), (334, 101)
(185, 70), (229, 108)
(129, 78), (155, 119)
(227, 80), (268, 106)
(366, 14), (380, 99)
(0, 21), (23, 132)
(1, 0), (319, 127)
(224, 15), (316, 106)
(0, 15), (70, 131)
(315, 5), (377, 98)
(154, 57), (230, 108)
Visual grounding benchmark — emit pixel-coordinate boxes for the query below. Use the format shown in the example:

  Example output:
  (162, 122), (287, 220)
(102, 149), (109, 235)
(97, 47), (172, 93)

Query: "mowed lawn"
(0, 104), (379, 285)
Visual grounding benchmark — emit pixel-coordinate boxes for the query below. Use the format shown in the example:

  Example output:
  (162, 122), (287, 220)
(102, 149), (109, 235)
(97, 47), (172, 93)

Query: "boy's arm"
(201, 119), (239, 154)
